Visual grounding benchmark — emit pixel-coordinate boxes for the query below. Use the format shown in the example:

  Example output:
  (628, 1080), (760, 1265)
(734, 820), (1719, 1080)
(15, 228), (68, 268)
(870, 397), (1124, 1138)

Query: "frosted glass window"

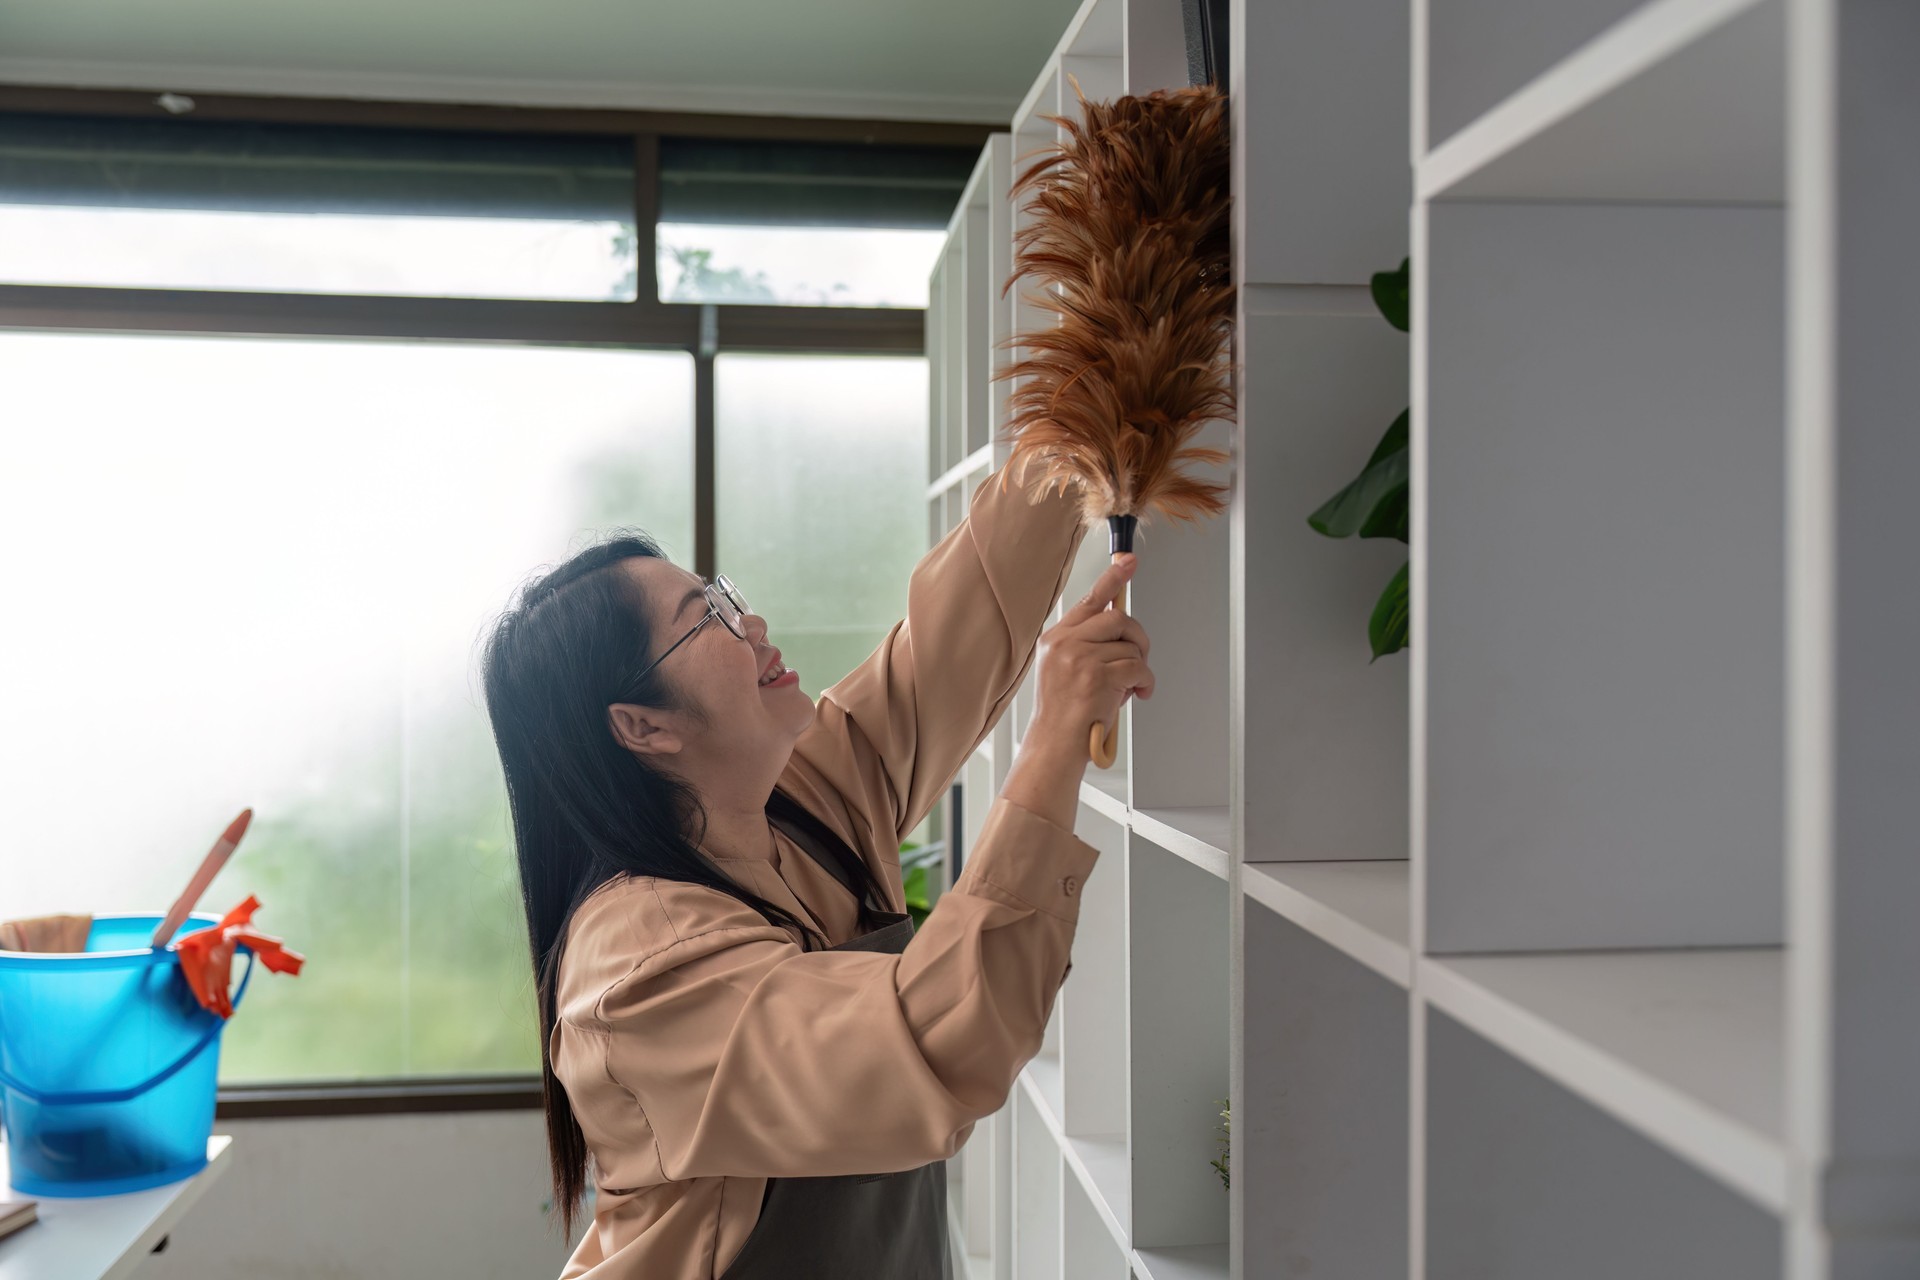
(715, 353), (930, 840)
(0, 332), (693, 1080)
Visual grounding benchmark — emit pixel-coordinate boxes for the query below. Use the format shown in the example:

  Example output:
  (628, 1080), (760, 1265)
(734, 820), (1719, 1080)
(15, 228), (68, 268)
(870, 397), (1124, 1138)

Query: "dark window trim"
(0, 283), (925, 351)
(218, 1075), (543, 1119)
(0, 83), (1000, 146)
(3, 82), (975, 1112)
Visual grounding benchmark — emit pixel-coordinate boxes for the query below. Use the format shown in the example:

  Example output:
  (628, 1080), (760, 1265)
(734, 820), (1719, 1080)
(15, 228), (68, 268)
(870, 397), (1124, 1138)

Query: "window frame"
(0, 82), (985, 1116)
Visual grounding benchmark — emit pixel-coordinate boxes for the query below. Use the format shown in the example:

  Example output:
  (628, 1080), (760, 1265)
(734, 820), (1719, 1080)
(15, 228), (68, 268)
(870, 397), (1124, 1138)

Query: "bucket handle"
(0, 948), (256, 1107)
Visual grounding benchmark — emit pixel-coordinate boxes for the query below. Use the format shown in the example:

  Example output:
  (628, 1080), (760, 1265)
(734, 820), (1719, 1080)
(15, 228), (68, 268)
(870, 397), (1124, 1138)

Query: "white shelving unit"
(926, 0), (1917, 1275)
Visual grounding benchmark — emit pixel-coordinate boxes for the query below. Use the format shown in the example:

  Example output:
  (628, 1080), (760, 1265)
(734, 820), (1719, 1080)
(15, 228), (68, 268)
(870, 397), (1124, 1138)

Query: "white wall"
(146, 1112), (584, 1280)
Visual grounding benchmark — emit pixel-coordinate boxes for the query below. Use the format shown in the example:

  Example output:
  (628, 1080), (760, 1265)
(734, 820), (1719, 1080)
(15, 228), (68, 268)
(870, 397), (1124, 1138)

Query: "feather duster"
(991, 74), (1235, 765)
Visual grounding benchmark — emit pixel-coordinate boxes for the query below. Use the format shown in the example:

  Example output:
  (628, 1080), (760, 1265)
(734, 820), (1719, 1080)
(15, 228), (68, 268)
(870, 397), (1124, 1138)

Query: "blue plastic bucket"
(0, 913), (253, 1197)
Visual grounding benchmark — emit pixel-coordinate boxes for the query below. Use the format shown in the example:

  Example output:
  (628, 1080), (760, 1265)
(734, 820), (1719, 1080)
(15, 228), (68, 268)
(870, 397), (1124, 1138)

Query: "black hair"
(478, 530), (889, 1236)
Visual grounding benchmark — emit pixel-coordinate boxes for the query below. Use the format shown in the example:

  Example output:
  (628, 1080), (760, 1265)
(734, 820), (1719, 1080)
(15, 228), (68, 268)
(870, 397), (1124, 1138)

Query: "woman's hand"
(1002, 555), (1153, 829)
(1028, 554), (1154, 756)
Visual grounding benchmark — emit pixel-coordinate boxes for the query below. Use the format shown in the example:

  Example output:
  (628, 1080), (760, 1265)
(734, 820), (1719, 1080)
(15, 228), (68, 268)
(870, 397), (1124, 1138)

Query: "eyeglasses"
(620, 574), (751, 694)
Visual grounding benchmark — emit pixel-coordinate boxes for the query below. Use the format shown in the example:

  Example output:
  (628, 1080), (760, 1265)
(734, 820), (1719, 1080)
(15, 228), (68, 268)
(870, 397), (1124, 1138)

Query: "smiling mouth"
(757, 656), (789, 687)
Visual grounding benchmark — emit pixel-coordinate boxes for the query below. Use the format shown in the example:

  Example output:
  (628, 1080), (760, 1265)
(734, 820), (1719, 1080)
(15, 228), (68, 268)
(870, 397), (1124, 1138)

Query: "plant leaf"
(1363, 408), (1409, 468)
(1369, 560), (1410, 659)
(1372, 257), (1410, 333)
(1309, 412), (1409, 539)
(1358, 487), (1409, 542)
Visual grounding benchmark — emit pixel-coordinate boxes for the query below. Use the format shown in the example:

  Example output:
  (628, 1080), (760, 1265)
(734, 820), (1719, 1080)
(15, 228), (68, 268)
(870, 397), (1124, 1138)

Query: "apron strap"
(765, 787), (887, 917)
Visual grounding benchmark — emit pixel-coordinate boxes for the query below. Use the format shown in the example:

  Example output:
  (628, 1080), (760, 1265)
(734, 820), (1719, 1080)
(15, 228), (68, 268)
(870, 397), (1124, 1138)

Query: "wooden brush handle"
(1088, 573), (1131, 768)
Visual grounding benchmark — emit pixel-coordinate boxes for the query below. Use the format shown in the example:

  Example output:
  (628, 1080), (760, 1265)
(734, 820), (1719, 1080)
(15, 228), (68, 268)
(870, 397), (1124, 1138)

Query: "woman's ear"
(607, 703), (683, 758)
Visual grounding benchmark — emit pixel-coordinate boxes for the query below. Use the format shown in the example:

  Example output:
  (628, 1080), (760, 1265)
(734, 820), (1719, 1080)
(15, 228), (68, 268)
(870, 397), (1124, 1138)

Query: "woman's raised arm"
(561, 791), (1099, 1182)
(784, 460), (1088, 851)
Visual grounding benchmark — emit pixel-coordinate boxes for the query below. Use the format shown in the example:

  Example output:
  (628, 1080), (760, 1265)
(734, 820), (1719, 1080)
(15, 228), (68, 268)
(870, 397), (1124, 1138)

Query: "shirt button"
(1060, 875), (1078, 897)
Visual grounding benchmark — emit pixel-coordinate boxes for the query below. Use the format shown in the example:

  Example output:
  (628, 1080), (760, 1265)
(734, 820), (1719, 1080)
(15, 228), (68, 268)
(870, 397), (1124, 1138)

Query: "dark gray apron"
(713, 805), (952, 1280)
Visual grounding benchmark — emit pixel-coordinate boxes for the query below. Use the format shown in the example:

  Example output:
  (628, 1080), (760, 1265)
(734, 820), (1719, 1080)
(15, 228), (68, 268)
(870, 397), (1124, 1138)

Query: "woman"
(480, 461), (1154, 1279)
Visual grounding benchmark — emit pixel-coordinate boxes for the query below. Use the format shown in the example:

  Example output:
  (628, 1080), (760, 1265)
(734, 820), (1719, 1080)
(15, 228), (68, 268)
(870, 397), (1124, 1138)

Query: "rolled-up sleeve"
(786, 459), (1089, 849)
(596, 794), (1100, 1183)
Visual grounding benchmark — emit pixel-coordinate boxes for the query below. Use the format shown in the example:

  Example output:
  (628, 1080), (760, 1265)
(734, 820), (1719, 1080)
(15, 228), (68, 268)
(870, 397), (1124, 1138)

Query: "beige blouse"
(552, 463), (1101, 1280)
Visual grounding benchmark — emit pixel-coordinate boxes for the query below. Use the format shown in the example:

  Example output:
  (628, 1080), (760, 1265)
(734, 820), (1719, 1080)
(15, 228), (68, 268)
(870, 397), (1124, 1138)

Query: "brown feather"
(991, 75), (1235, 534)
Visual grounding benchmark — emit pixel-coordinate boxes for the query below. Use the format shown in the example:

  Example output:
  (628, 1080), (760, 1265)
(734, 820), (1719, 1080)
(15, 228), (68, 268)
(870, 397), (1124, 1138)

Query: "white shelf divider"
(1127, 807), (1228, 882)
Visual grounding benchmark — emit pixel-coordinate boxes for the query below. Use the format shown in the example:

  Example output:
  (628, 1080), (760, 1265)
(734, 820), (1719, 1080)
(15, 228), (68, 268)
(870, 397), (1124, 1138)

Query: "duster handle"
(1088, 515), (1137, 769)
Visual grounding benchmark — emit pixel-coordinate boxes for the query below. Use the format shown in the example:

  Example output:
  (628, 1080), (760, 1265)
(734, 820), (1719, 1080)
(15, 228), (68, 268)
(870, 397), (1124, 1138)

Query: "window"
(0, 96), (963, 1093)
(0, 114), (637, 300)
(716, 353), (931, 694)
(0, 331), (694, 1079)
(656, 137), (968, 307)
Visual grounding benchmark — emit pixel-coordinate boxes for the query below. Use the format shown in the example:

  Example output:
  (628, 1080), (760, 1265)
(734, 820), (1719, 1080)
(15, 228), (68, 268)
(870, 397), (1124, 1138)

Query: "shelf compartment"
(1423, 198), (1787, 953)
(1020, 1062), (1130, 1256)
(1128, 832), (1231, 1251)
(1420, 947), (1785, 1211)
(1237, 300), (1409, 863)
(1034, 1035), (1065, 1115)
(1128, 807), (1228, 882)
(1236, 0), (1408, 284)
(1062, 798), (1129, 1139)
(1244, 909), (1408, 1278)
(1065, 1132), (1129, 1252)
(942, 236), (966, 476)
(928, 251), (946, 485)
(1425, 1008), (1782, 1277)
(1242, 859), (1410, 987)
(952, 746), (993, 889)
(1423, 0), (1783, 203)
(1012, 63), (1064, 165)
(1130, 1244), (1228, 1280)
(961, 200), (991, 457)
(1078, 774), (1128, 827)
(1126, 417), (1231, 819)
(1059, 53), (1123, 125)
(1016, 1083), (1064, 1280)
(1064, 1150), (1130, 1280)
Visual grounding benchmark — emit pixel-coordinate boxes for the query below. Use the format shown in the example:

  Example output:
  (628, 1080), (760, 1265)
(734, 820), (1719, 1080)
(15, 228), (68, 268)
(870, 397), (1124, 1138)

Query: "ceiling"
(0, 0), (1084, 123)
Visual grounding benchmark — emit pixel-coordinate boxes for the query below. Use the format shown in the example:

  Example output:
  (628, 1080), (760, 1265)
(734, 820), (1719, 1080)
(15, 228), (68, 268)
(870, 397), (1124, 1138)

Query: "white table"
(0, 1137), (232, 1280)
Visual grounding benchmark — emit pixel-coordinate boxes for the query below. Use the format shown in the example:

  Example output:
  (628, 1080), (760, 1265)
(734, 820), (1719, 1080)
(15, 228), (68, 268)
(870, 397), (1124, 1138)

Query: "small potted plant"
(1211, 1097), (1230, 1190)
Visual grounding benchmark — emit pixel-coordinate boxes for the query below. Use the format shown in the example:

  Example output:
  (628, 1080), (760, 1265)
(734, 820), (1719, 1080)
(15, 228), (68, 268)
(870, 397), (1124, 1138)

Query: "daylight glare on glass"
(0, 203), (639, 300)
(657, 222), (943, 307)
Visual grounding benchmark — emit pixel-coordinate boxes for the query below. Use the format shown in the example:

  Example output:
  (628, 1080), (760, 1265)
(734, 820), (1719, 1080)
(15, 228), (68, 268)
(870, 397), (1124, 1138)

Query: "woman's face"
(605, 557), (814, 772)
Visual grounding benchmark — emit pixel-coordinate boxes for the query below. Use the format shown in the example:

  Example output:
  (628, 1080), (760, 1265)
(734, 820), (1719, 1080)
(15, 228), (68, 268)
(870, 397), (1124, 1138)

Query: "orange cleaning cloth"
(173, 895), (304, 1019)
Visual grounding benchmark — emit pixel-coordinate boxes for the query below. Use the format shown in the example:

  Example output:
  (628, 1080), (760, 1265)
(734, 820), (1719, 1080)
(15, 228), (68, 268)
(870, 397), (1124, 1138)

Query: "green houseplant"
(1307, 257), (1410, 660)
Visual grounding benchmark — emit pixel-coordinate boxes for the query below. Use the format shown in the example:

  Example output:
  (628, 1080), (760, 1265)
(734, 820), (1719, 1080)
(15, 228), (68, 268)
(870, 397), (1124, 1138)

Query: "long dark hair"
(479, 530), (889, 1236)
